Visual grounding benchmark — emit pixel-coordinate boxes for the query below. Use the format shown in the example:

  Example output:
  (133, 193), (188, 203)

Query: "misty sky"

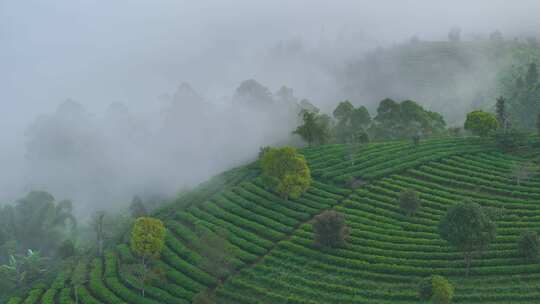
(2, 0), (540, 212)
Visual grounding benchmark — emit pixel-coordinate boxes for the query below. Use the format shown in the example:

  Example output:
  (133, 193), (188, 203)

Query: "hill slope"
(9, 137), (540, 304)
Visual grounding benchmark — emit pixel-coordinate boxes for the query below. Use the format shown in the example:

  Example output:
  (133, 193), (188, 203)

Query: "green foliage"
(398, 189), (421, 216)
(418, 275), (453, 303)
(260, 147), (311, 200)
(332, 100), (354, 121)
(195, 228), (233, 280)
(372, 99), (446, 140)
(312, 210), (349, 248)
(293, 111), (330, 146)
(439, 201), (496, 275)
(0, 250), (48, 292)
(0, 191), (76, 259)
(431, 275), (454, 304)
(526, 62), (538, 86)
(495, 96), (510, 130)
(130, 217), (166, 261)
(492, 129), (528, 151)
(333, 101), (372, 143)
(511, 162), (537, 186)
(498, 61), (540, 130)
(464, 110), (499, 137)
(518, 230), (539, 260)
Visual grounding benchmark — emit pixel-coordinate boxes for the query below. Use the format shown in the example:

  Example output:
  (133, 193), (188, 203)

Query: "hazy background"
(2, 0), (540, 215)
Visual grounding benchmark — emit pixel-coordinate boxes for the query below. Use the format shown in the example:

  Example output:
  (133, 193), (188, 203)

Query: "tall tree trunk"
(141, 257), (146, 297)
(97, 237), (103, 257)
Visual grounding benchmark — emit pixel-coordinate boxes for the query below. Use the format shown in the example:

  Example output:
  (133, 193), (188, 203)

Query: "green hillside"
(9, 136), (540, 304)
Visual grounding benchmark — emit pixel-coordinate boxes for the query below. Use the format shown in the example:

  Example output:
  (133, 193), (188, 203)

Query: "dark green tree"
(526, 62), (538, 87)
(493, 129), (528, 151)
(313, 211), (349, 248)
(293, 111), (330, 146)
(439, 201), (497, 275)
(518, 230), (539, 260)
(196, 228), (233, 280)
(398, 189), (421, 216)
(332, 101), (371, 144)
(495, 96), (509, 131)
(372, 99), (445, 140)
(332, 100), (354, 121)
(0, 191), (76, 259)
(349, 106), (372, 130)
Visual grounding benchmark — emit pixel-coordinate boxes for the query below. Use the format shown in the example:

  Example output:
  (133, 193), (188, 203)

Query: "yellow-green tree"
(130, 217), (166, 297)
(464, 110), (499, 137)
(260, 147), (311, 200)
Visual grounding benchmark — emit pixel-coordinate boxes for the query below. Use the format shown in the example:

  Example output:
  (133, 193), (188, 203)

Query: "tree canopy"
(260, 147), (311, 200)
(498, 62), (540, 130)
(0, 191), (76, 260)
(332, 100), (371, 143)
(130, 217), (166, 262)
(293, 111), (330, 146)
(371, 99), (445, 140)
(313, 211), (349, 248)
(439, 201), (497, 275)
(464, 110), (499, 137)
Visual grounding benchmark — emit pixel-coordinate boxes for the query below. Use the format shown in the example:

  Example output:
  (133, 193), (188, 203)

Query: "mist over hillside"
(3, 0), (540, 216)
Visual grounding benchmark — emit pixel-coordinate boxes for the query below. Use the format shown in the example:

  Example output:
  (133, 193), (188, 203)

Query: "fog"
(2, 0), (540, 215)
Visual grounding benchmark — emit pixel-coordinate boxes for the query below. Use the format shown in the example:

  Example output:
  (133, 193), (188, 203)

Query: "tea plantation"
(9, 137), (540, 304)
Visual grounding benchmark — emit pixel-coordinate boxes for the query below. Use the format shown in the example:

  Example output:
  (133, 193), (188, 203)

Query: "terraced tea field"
(9, 137), (540, 304)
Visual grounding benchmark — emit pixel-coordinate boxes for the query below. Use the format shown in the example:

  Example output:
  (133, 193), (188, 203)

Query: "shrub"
(418, 275), (454, 304)
(313, 210), (349, 248)
(431, 275), (454, 304)
(398, 189), (421, 216)
(518, 230), (539, 260)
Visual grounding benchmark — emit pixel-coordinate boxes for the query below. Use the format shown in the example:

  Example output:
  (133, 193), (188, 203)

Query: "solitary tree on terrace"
(518, 230), (539, 260)
(511, 162), (536, 186)
(130, 217), (166, 297)
(260, 147), (311, 200)
(439, 201), (496, 275)
(313, 210), (349, 248)
(399, 189), (421, 217)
